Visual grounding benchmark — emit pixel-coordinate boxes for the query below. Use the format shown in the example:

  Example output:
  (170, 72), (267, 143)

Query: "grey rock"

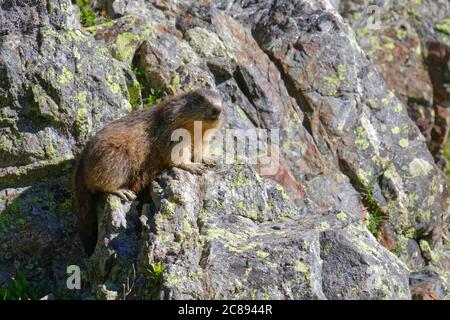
(320, 226), (411, 300)
(87, 165), (410, 300)
(211, 0), (448, 289)
(339, 0), (450, 163)
(0, 0), (141, 296)
(410, 269), (447, 300)
(0, 0), (448, 300)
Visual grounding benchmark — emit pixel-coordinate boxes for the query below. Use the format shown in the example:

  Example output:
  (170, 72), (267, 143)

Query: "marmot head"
(178, 88), (223, 123)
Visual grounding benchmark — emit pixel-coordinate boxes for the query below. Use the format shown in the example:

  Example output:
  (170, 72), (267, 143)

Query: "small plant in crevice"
(443, 139), (450, 178)
(132, 66), (164, 108)
(147, 262), (164, 299)
(132, 65), (146, 79)
(144, 88), (164, 108)
(80, 7), (97, 27)
(75, 0), (95, 27)
(0, 272), (37, 300)
(390, 240), (403, 255)
(361, 164), (392, 239)
(122, 264), (137, 300)
(75, 0), (112, 28)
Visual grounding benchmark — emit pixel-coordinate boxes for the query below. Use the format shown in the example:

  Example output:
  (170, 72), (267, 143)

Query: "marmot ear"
(186, 94), (195, 105)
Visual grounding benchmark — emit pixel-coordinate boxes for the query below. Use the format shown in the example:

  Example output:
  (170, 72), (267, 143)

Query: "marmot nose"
(209, 106), (222, 119)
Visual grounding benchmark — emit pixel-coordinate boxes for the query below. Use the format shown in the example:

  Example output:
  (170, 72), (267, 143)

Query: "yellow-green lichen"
(65, 29), (87, 42)
(165, 273), (183, 287)
(355, 126), (370, 150)
(367, 98), (378, 109)
(435, 19), (450, 35)
(227, 242), (257, 254)
(384, 41), (395, 50)
(105, 74), (122, 95)
(262, 293), (270, 300)
(320, 222), (330, 230)
(409, 158), (433, 177)
(126, 79), (142, 110)
(109, 197), (121, 211)
(256, 250), (270, 259)
(294, 261), (311, 283)
(276, 185), (289, 201)
(324, 64), (347, 95)
(408, 193), (418, 206)
(44, 142), (57, 159)
(215, 200), (223, 210)
(58, 67), (73, 85)
(321, 242), (332, 254)
(426, 195), (435, 207)
(399, 138), (409, 148)
(76, 91), (88, 106)
(418, 239), (440, 263)
(420, 210), (431, 222)
(391, 127), (400, 134)
(162, 200), (176, 216)
(186, 27), (230, 58)
(336, 211), (347, 221)
(114, 32), (140, 64)
(394, 103), (403, 113)
(32, 85), (59, 116)
(74, 107), (92, 138)
(396, 28), (408, 40)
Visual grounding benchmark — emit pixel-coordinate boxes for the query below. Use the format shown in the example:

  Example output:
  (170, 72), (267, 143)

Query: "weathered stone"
(340, 0), (450, 165)
(0, 0), (448, 300)
(87, 165), (410, 300)
(0, 0), (141, 296)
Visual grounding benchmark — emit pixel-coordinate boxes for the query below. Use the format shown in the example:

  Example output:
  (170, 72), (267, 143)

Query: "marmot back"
(74, 88), (223, 255)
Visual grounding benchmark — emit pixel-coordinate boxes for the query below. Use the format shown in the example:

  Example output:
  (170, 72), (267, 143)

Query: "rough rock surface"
(339, 0), (450, 299)
(89, 165), (410, 299)
(339, 0), (450, 166)
(0, 0), (448, 299)
(0, 0), (141, 297)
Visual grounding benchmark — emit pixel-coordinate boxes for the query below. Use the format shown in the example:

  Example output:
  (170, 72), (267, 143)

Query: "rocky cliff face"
(0, 0), (448, 300)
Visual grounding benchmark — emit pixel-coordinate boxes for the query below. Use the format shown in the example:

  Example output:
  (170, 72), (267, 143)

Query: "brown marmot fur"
(74, 88), (223, 255)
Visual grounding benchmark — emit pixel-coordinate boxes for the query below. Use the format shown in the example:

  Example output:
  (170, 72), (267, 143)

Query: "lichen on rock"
(0, 0), (449, 300)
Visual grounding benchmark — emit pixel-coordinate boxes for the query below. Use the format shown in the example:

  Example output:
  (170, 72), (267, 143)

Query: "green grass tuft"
(0, 273), (37, 300)
(144, 88), (163, 108)
(132, 66), (145, 78)
(361, 165), (391, 239)
(132, 66), (164, 108)
(75, 0), (97, 27)
(76, 0), (111, 28)
(80, 8), (96, 27)
(444, 141), (450, 177)
(147, 262), (164, 299)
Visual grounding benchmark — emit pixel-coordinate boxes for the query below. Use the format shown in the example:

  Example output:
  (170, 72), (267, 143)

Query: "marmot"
(74, 89), (223, 256)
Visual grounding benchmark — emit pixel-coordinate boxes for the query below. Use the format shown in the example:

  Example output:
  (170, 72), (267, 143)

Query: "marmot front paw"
(176, 162), (207, 175)
(112, 189), (137, 202)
